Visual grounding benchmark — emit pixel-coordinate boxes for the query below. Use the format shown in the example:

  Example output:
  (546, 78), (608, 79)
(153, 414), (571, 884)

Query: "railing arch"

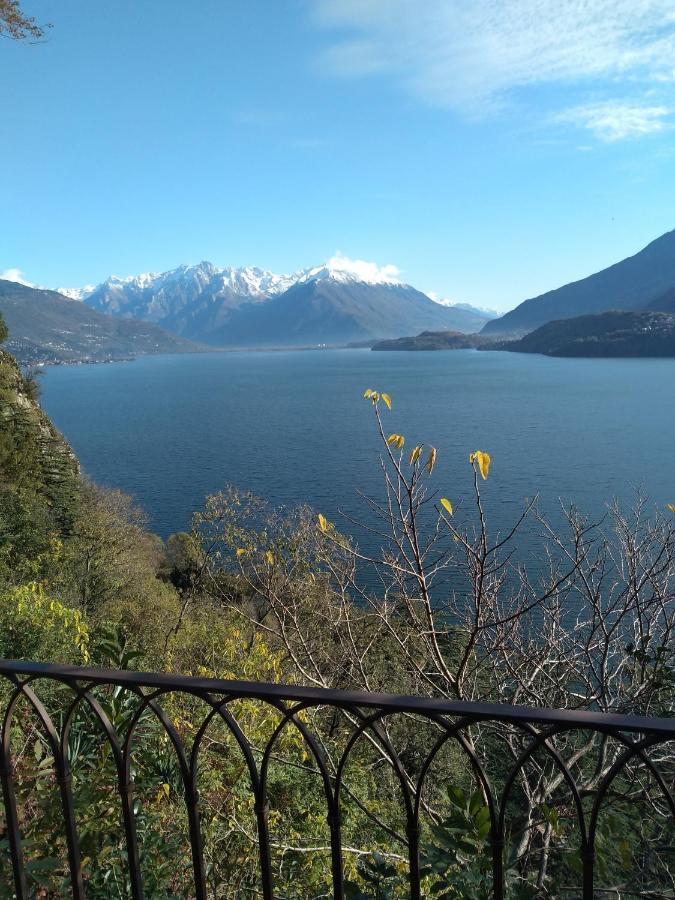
(0, 659), (672, 899)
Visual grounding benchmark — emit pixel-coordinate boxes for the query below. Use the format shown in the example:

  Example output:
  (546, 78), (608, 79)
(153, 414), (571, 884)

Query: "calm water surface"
(40, 350), (675, 551)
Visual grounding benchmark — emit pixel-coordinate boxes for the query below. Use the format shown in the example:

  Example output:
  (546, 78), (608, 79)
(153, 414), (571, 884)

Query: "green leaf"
(447, 785), (466, 808)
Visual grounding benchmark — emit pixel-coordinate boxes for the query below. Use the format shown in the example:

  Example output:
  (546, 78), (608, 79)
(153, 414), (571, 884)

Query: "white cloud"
(325, 252), (401, 283)
(554, 102), (671, 141)
(0, 268), (33, 286)
(311, 0), (675, 138)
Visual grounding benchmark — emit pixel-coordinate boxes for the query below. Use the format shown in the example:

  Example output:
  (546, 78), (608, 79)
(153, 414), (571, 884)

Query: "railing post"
(491, 832), (505, 900)
(327, 803), (344, 900)
(184, 783), (208, 900)
(118, 780), (144, 900)
(581, 846), (595, 900)
(255, 795), (275, 900)
(0, 760), (28, 900)
(56, 770), (85, 900)
(406, 819), (421, 900)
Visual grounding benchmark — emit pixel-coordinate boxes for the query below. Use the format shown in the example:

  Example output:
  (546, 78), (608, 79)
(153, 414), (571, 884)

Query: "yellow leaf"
(318, 513), (329, 532)
(236, 548), (247, 557)
(396, 435), (405, 449)
(440, 497), (453, 516)
(470, 450), (491, 480)
(426, 447), (437, 474)
(667, 504), (675, 513)
(266, 550), (274, 565)
(387, 433), (400, 445)
(363, 389), (375, 398)
(381, 392), (392, 410)
(409, 445), (422, 465)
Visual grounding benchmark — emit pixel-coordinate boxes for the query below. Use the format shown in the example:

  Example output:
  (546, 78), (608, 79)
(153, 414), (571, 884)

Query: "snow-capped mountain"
(296, 255), (401, 286)
(66, 255), (493, 346)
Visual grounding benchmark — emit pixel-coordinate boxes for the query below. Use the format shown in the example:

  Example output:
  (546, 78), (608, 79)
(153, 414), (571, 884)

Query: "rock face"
(0, 349), (80, 518)
(491, 310), (675, 357)
(0, 280), (200, 364)
(483, 229), (675, 336)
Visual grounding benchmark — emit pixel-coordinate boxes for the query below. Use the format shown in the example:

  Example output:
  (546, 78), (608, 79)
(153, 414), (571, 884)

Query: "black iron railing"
(0, 659), (672, 899)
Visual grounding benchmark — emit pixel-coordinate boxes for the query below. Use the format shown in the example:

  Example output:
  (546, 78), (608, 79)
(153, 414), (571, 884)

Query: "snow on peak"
(216, 266), (296, 296)
(56, 255), (404, 302)
(57, 284), (97, 301)
(426, 291), (497, 318)
(297, 254), (402, 286)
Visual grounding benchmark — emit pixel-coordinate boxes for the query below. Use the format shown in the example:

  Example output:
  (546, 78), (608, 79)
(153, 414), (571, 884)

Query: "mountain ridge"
(483, 229), (675, 335)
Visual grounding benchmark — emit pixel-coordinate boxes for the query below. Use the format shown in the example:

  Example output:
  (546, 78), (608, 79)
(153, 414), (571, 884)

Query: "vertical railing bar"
(0, 760), (27, 899)
(254, 789), (275, 900)
(0, 686), (28, 900)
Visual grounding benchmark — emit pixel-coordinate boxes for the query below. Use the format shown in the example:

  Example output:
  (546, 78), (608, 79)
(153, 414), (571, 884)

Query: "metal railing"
(0, 658), (673, 899)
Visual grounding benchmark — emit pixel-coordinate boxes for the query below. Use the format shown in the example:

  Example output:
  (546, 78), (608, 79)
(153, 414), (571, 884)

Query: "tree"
(58, 482), (166, 616)
(0, 0), (49, 41)
(0, 313), (7, 344)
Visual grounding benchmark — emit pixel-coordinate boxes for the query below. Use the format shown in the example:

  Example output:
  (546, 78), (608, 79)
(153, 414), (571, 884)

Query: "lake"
(40, 349), (675, 556)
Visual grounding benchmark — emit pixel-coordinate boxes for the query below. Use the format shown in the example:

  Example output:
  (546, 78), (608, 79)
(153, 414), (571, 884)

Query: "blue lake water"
(40, 350), (675, 554)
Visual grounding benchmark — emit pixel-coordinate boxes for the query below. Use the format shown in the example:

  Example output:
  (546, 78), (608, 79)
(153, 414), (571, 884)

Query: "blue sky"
(2, 0), (675, 311)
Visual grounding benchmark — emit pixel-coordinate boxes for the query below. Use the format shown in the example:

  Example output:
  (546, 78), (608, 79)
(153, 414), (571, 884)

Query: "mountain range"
(72, 258), (493, 346)
(0, 280), (199, 364)
(483, 228), (675, 336)
(8, 227), (675, 360)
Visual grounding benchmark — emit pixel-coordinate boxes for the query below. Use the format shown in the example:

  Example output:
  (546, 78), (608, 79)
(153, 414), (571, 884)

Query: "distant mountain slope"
(75, 258), (490, 346)
(493, 310), (675, 357)
(483, 229), (675, 336)
(645, 286), (675, 314)
(214, 278), (488, 346)
(0, 280), (199, 364)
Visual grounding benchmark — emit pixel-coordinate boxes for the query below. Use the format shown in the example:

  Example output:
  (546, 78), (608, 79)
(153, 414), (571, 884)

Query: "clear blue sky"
(2, 0), (675, 311)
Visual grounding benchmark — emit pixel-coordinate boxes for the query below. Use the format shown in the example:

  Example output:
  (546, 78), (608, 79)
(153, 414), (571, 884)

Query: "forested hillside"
(0, 279), (199, 364)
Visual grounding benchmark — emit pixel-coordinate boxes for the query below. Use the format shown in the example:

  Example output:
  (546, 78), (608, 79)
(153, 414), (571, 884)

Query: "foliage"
(0, 0), (50, 41)
(0, 582), (88, 663)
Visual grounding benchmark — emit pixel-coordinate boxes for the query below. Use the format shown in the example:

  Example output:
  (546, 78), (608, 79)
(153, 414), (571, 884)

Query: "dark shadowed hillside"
(492, 310), (675, 357)
(371, 330), (494, 350)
